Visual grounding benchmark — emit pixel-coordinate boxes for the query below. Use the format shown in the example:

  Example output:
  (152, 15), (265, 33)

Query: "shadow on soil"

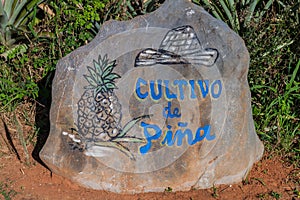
(32, 71), (55, 168)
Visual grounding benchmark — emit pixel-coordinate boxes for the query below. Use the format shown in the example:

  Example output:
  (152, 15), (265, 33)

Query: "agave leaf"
(202, 0), (242, 32)
(8, 0), (27, 26)
(228, 0), (235, 11)
(3, 0), (15, 18)
(83, 75), (98, 87)
(2, 35), (15, 47)
(1, 0), (45, 47)
(118, 115), (152, 138)
(213, 4), (227, 21)
(112, 137), (145, 143)
(218, 0), (238, 31)
(93, 141), (135, 160)
(0, 6), (8, 42)
(245, 0), (251, 5)
(202, 0), (223, 21)
(0, 0), (5, 16)
(13, 0), (45, 28)
(0, 12), (8, 30)
(0, 35), (4, 47)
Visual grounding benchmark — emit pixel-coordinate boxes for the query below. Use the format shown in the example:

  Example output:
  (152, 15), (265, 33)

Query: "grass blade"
(256, 0), (274, 22)
(286, 60), (300, 91)
(245, 0), (259, 24)
(13, 113), (30, 165)
(251, 85), (277, 93)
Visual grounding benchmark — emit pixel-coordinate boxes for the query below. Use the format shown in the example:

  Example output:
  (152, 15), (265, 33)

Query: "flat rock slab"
(40, 0), (264, 193)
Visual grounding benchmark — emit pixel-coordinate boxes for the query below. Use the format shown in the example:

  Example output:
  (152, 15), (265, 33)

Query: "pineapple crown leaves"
(83, 54), (121, 95)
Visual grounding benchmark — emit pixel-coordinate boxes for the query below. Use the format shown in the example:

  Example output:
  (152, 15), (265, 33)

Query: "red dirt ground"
(0, 145), (299, 200)
(0, 112), (299, 200)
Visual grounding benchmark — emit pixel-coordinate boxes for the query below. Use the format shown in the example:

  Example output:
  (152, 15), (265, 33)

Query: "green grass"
(0, 181), (17, 200)
(269, 191), (282, 199)
(251, 60), (300, 160)
(241, 0), (299, 167)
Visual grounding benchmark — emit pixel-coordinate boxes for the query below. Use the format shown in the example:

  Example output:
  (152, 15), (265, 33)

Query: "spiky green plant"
(0, 0), (45, 47)
(193, 0), (274, 33)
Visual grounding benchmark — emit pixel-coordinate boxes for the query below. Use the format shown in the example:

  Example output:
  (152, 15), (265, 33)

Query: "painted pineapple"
(63, 54), (150, 159)
(77, 54), (122, 142)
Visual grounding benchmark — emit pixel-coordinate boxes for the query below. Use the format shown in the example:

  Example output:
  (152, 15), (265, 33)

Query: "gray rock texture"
(40, 0), (264, 193)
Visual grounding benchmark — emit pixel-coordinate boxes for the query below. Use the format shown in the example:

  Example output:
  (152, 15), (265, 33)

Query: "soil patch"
(0, 147), (299, 200)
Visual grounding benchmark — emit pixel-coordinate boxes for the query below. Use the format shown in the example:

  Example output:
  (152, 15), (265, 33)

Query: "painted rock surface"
(40, 0), (264, 193)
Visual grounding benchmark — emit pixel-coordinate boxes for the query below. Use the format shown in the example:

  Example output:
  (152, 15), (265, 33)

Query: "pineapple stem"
(118, 114), (152, 138)
(93, 141), (136, 160)
(112, 136), (145, 143)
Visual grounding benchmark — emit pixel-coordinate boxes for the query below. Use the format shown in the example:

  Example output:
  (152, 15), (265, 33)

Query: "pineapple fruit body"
(77, 55), (122, 143)
(77, 89), (122, 142)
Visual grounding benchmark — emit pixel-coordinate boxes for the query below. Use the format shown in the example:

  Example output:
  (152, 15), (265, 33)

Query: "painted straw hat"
(135, 25), (218, 67)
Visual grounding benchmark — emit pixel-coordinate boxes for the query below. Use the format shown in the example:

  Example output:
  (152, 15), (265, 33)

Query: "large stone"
(40, 0), (264, 193)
